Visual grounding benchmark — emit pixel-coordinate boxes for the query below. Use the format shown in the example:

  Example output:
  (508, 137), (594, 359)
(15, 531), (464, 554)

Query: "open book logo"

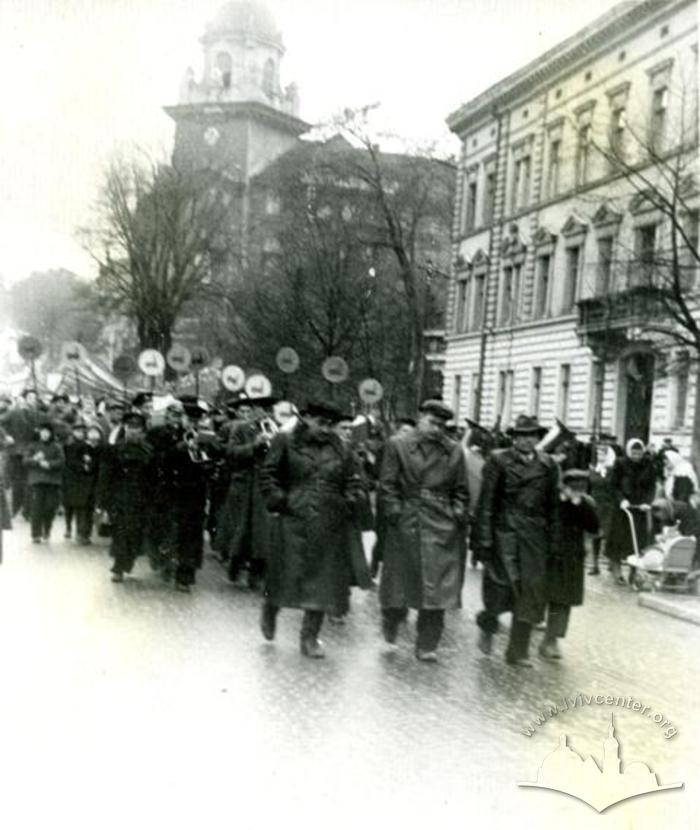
(518, 715), (683, 812)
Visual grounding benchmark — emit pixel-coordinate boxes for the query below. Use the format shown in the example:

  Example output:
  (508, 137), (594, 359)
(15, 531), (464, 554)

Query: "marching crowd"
(0, 386), (698, 665)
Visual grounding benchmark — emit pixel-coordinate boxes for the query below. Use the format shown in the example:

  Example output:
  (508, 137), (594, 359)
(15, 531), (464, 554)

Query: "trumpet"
(184, 428), (211, 464)
(257, 416), (279, 443)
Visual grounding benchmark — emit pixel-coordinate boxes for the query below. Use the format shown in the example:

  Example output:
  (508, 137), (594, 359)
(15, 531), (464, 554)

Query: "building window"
(216, 52), (233, 89)
(632, 224), (656, 286)
(464, 177), (478, 233)
(534, 254), (551, 318)
(511, 155), (531, 212)
(558, 364), (571, 421)
(547, 139), (561, 198)
(681, 209), (699, 290)
(531, 367), (543, 417)
(471, 273), (486, 330)
(563, 247), (580, 312)
(498, 369), (515, 426)
(575, 124), (591, 186)
(672, 352), (689, 428)
(470, 372), (480, 419)
(596, 237), (614, 295)
(609, 103), (627, 160)
(262, 59), (275, 97)
(483, 168), (496, 225)
(265, 192), (280, 215)
(455, 278), (470, 332)
(650, 86), (669, 151)
(500, 264), (521, 325)
(453, 374), (462, 418)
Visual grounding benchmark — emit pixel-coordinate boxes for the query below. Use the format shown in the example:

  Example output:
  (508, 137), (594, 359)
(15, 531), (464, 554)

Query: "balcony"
(576, 286), (666, 354)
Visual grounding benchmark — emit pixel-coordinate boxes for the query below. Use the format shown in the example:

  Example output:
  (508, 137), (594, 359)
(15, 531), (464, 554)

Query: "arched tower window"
(262, 58), (275, 97)
(216, 52), (233, 89)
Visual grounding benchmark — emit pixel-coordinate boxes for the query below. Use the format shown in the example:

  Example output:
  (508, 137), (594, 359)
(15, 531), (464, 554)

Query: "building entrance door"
(622, 352), (655, 444)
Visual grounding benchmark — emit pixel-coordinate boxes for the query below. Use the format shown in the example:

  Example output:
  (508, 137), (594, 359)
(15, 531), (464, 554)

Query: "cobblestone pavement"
(0, 520), (698, 830)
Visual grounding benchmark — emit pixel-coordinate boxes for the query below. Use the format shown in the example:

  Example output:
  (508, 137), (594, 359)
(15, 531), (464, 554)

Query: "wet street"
(0, 521), (698, 830)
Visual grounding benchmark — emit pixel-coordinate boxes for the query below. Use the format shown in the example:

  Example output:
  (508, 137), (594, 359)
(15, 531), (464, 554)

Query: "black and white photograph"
(0, 1), (698, 827)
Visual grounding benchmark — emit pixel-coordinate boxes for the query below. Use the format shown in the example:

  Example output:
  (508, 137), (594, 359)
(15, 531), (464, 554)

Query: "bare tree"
(584, 75), (699, 457)
(81, 155), (238, 356)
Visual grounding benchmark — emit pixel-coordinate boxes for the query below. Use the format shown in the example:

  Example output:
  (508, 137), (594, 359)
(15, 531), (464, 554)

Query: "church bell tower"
(164, 1), (309, 180)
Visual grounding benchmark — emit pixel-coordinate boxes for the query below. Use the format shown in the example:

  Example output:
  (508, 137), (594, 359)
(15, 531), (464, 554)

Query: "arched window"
(262, 58), (275, 97)
(216, 52), (232, 89)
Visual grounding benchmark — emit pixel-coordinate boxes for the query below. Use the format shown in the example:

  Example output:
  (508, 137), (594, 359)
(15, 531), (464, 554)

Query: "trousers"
(30, 484), (60, 540)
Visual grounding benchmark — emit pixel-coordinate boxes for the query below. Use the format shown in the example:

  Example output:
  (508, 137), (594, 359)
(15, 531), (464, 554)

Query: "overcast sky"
(0, 0), (624, 284)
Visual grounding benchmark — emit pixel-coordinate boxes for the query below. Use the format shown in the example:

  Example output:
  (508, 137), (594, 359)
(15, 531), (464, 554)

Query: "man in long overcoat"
(96, 412), (153, 582)
(217, 395), (275, 588)
(258, 401), (363, 658)
(379, 400), (469, 661)
(475, 414), (559, 667)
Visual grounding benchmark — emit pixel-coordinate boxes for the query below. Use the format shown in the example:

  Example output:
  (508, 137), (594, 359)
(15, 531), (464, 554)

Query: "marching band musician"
(96, 411), (153, 583)
(145, 399), (185, 576)
(217, 394), (276, 589)
(167, 397), (215, 592)
(259, 400), (364, 658)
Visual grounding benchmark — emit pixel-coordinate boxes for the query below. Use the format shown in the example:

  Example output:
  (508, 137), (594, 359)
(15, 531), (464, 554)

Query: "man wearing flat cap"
(474, 414), (559, 666)
(259, 399), (364, 657)
(378, 399), (469, 661)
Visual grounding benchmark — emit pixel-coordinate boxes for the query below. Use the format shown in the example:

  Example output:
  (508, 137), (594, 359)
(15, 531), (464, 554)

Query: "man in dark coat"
(540, 469), (599, 660)
(218, 395), (276, 588)
(62, 421), (101, 544)
(258, 401), (363, 658)
(96, 412), (153, 582)
(144, 400), (184, 575)
(379, 400), (469, 661)
(167, 399), (214, 592)
(1, 389), (41, 517)
(475, 414), (560, 667)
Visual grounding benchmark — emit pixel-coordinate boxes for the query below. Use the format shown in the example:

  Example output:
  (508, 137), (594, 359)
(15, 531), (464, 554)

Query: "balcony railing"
(577, 286), (667, 335)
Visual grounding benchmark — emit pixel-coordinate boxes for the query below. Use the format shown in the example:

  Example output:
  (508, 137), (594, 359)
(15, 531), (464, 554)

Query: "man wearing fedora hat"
(379, 399), (469, 661)
(474, 413), (559, 667)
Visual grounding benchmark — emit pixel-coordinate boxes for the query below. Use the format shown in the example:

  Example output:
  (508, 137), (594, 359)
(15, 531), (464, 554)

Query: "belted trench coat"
(476, 448), (559, 624)
(260, 424), (364, 611)
(378, 431), (469, 610)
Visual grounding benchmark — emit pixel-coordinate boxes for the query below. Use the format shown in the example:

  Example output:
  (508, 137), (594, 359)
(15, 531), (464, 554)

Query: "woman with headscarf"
(662, 450), (698, 504)
(605, 438), (657, 584)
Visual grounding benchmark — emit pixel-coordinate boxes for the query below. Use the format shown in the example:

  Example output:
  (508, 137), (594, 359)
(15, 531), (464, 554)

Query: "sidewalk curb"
(638, 594), (700, 626)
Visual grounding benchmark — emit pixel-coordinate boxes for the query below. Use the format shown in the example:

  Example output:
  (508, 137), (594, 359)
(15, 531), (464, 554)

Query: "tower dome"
(203, 1), (283, 49)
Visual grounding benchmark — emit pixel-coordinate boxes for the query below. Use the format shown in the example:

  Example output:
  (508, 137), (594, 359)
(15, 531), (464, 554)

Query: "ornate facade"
(444, 0), (698, 449)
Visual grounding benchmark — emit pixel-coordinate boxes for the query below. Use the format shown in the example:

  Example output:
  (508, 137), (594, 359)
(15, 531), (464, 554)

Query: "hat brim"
(506, 426), (548, 438)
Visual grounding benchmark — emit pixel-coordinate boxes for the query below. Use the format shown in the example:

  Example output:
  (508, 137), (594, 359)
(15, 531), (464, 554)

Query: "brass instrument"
(184, 427), (211, 464)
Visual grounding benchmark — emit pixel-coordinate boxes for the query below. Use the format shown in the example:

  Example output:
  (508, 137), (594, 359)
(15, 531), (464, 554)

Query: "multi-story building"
(444, 0), (698, 450)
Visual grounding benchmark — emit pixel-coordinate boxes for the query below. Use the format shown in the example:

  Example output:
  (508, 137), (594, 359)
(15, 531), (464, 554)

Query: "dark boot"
(300, 610), (325, 658)
(505, 618), (533, 667)
(381, 608), (407, 644)
(260, 602), (279, 641)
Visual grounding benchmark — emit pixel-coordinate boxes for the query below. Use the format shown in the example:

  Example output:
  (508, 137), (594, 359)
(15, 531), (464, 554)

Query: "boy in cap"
(539, 468), (599, 659)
